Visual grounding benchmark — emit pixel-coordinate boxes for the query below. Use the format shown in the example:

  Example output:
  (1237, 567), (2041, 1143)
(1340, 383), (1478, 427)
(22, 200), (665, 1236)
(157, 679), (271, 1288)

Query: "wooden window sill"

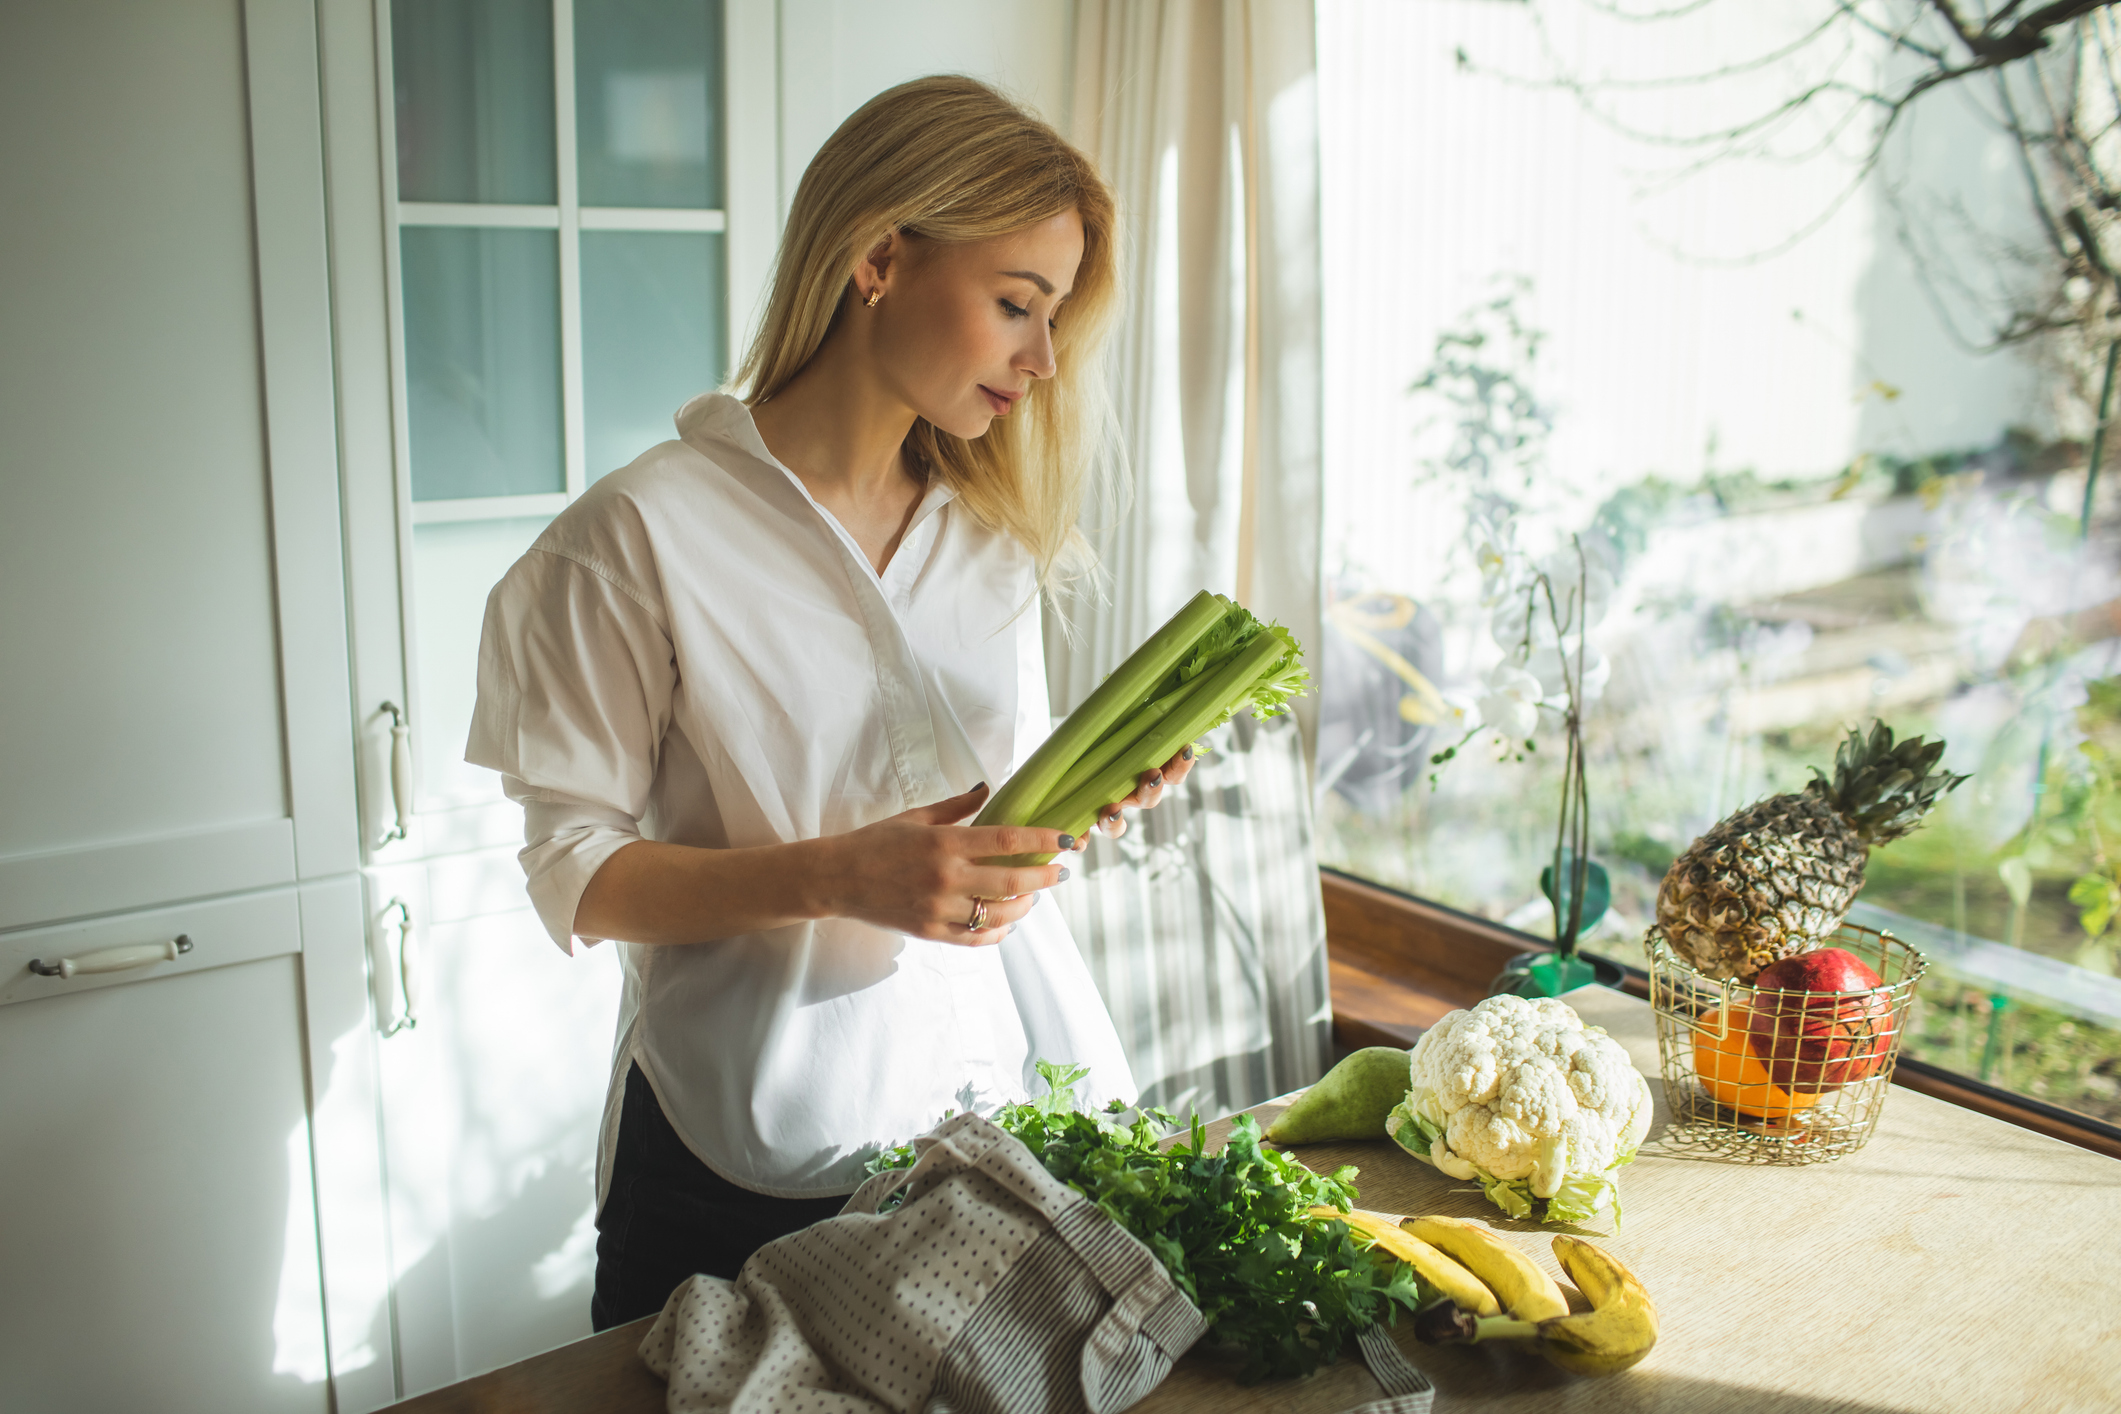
(1319, 866), (2121, 1162)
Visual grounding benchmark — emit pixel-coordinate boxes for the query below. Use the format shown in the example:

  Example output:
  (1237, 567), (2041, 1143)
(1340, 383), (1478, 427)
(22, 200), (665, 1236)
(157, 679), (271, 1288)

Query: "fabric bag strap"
(927, 1114), (1212, 1405)
(840, 1162), (920, 1217)
(1336, 1324), (1435, 1414)
(1071, 1210), (1201, 1355)
(1029, 1183), (1204, 1368)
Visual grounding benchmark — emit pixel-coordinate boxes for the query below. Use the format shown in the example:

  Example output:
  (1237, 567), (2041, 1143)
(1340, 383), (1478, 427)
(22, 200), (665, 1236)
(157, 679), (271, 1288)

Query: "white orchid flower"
(1532, 545), (1615, 632)
(1491, 598), (1563, 652)
(1522, 643), (1611, 702)
(1475, 540), (1517, 607)
(1474, 661), (1545, 740)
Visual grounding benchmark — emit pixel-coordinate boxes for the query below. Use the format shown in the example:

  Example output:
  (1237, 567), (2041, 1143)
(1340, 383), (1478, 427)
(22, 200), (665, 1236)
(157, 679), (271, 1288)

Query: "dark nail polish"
(1148, 773), (1163, 789)
(1056, 834), (1075, 851)
(1181, 744), (1194, 761)
(973, 781), (988, 791)
(1057, 867), (1071, 882)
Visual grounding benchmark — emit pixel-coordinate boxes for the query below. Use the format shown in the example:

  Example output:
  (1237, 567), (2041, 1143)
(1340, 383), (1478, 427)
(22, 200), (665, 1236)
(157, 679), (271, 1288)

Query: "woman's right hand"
(817, 784), (1076, 945)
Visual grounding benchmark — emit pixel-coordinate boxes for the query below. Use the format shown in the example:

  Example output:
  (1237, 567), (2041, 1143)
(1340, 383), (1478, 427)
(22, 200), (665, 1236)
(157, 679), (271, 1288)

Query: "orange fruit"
(1693, 1005), (1826, 1119)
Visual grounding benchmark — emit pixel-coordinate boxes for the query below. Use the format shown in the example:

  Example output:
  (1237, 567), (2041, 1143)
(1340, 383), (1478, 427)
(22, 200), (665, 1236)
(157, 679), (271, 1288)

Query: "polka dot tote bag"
(640, 1110), (1207, 1414)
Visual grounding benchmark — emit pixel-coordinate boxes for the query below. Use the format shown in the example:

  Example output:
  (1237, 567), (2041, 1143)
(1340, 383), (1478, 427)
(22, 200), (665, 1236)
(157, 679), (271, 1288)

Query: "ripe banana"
(1411, 1234), (1658, 1379)
(1309, 1206), (1500, 1316)
(1401, 1215), (1568, 1323)
(1535, 1235), (1658, 1376)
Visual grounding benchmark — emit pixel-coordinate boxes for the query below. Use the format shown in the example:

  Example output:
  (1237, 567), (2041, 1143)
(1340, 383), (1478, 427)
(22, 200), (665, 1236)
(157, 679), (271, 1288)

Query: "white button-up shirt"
(467, 392), (1136, 1198)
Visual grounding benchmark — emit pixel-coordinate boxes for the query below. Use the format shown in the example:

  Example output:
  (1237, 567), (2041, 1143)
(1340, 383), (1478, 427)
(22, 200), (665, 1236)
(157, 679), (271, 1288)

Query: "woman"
(466, 76), (1195, 1330)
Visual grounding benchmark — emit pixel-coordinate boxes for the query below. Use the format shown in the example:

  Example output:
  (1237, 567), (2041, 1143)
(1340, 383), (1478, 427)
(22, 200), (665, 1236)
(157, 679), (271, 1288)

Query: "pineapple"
(1655, 721), (1968, 981)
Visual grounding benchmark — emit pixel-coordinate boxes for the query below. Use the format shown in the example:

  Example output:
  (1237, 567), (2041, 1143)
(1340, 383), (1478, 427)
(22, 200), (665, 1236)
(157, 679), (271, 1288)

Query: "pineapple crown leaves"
(1804, 719), (1970, 847)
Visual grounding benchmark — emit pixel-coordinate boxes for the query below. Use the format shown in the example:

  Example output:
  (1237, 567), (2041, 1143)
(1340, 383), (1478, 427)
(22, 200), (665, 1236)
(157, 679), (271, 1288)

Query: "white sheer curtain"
(1046, 0), (1332, 1119)
(1050, 0), (1323, 749)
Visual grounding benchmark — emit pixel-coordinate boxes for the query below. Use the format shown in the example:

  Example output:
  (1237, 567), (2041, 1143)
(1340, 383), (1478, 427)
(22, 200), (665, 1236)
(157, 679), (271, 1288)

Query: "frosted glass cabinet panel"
(574, 0), (724, 208)
(582, 230), (726, 477)
(401, 226), (565, 501)
(391, 0), (555, 205)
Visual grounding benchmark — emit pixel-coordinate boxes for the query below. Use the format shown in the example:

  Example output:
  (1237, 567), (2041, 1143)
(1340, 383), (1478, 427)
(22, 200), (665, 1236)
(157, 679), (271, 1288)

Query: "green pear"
(1265, 1046), (1413, 1145)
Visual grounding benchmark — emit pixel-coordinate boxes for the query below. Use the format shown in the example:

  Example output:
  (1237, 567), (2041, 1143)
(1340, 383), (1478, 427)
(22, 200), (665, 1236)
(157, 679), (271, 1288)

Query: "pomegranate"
(1744, 948), (1895, 1091)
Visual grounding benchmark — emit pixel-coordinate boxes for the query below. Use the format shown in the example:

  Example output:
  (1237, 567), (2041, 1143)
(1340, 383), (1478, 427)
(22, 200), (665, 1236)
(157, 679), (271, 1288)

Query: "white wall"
(773, 0), (1074, 223)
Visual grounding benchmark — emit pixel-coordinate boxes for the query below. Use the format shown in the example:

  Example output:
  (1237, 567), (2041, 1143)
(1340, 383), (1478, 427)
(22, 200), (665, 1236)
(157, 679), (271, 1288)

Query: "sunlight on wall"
(532, 1201), (601, 1300)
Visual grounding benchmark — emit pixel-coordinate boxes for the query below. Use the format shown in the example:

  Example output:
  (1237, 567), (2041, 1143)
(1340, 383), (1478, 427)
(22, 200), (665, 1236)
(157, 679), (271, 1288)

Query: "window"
(386, 0), (728, 523)
(381, 0), (730, 820)
(1315, 2), (2121, 1129)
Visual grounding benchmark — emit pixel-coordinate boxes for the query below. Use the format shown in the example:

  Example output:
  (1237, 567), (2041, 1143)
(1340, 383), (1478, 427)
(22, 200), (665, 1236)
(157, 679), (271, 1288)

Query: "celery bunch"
(977, 591), (1308, 858)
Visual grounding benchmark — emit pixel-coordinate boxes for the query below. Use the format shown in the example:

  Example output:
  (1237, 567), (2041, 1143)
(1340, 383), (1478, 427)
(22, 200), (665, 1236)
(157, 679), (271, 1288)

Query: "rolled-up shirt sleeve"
(466, 544), (675, 953)
(506, 787), (638, 952)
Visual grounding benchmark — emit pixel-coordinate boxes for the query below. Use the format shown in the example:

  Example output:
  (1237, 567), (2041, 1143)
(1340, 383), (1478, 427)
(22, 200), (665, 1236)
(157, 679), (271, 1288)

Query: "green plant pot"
(1487, 950), (1625, 998)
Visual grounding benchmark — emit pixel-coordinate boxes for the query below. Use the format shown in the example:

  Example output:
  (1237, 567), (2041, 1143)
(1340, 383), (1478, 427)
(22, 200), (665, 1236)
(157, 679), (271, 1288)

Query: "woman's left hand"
(1069, 744), (1198, 849)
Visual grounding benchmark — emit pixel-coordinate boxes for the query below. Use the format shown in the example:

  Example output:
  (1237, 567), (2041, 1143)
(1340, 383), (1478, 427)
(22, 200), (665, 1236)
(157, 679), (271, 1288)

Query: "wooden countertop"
(391, 988), (2121, 1414)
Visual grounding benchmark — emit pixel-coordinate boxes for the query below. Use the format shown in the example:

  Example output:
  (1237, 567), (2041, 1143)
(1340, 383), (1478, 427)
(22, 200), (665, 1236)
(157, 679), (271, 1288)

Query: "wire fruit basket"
(1648, 923), (1926, 1164)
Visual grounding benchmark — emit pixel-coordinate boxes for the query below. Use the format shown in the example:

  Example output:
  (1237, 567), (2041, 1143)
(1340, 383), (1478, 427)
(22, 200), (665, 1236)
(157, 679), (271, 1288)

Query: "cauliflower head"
(1386, 994), (1652, 1224)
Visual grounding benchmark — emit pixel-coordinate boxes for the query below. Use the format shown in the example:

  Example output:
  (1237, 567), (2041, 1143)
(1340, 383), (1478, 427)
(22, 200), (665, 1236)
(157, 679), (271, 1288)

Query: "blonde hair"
(735, 75), (1119, 590)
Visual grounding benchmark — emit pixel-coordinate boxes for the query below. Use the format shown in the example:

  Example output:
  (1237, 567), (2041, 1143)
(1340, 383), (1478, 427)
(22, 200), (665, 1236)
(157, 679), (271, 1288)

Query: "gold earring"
(864, 287), (882, 308)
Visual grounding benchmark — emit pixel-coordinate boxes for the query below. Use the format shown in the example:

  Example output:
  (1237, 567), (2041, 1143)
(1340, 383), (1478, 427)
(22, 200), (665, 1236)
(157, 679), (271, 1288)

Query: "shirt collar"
(676, 392), (959, 502)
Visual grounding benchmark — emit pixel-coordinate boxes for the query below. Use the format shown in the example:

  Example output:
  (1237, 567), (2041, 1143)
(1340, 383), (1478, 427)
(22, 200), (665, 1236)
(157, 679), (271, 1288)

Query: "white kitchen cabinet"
(0, 2), (389, 1411)
(5, 0), (770, 1401)
(0, 897), (328, 1414)
(369, 875), (624, 1391)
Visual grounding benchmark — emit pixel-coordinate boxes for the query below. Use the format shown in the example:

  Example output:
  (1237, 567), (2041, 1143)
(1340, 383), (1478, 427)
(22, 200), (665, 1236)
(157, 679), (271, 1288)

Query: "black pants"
(590, 1062), (850, 1330)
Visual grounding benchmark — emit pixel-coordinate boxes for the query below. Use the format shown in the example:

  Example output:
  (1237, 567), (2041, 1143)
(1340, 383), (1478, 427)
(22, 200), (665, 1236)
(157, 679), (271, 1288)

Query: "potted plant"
(1432, 517), (1626, 997)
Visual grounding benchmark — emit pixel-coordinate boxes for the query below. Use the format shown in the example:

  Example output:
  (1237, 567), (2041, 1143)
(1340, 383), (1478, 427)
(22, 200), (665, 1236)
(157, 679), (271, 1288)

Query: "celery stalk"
(1022, 598), (1302, 818)
(1030, 627), (1297, 839)
(973, 590), (1228, 830)
(1034, 676), (1197, 812)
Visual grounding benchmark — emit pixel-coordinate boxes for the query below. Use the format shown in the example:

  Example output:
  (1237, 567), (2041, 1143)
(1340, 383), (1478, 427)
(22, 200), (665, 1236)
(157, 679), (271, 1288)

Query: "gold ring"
(966, 897), (989, 931)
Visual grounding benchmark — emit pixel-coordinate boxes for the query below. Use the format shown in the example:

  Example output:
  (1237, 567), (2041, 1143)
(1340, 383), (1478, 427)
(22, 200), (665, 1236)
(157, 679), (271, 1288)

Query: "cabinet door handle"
(30, 934), (194, 980)
(379, 899), (419, 1036)
(377, 701), (412, 847)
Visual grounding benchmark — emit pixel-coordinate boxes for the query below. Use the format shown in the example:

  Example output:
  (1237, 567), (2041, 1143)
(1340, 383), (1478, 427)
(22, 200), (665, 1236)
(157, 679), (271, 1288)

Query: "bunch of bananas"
(1311, 1209), (1658, 1377)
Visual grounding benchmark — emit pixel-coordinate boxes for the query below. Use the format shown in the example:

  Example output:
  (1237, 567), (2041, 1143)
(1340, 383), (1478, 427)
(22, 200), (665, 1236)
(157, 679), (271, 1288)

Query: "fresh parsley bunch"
(864, 1061), (1423, 1381)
